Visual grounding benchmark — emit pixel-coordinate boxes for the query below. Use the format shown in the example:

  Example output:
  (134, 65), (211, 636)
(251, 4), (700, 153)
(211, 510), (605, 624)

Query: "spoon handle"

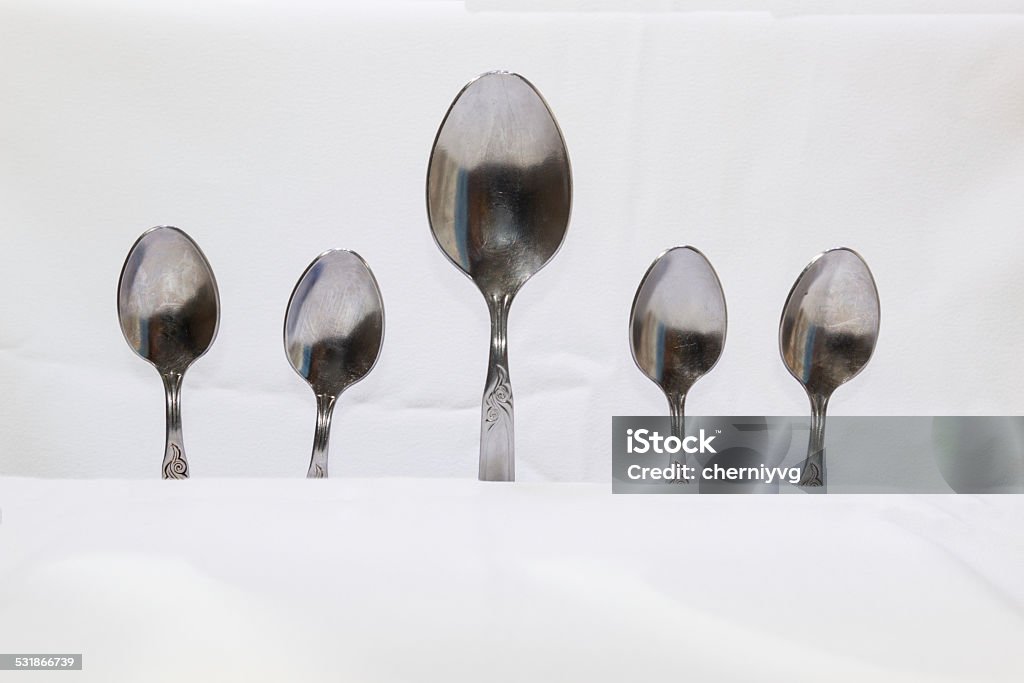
(667, 393), (686, 442)
(480, 298), (514, 481)
(799, 394), (829, 487)
(666, 393), (693, 483)
(160, 372), (188, 479)
(307, 394), (337, 479)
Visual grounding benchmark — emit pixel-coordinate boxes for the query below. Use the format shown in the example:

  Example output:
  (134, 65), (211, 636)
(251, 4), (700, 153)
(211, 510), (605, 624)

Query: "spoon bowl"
(779, 247), (880, 487)
(630, 246), (727, 444)
(427, 71), (571, 481)
(284, 249), (384, 478)
(117, 226), (220, 478)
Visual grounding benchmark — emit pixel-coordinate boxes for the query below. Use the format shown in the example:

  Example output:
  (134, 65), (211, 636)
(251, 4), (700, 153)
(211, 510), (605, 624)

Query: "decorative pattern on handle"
(161, 372), (188, 480)
(479, 295), (514, 482)
(480, 363), (514, 481)
(162, 443), (188, 479)
(484, 364), (512, 424)
(799, 394), (829, 488)
(798, 458), (823, 487)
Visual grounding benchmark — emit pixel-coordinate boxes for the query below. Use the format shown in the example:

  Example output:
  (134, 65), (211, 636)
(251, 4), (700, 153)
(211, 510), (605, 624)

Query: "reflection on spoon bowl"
(779, 247), (879, 488)
(117, 226), (220, 479)
(284, 249), (384, 478)
(426, 71), (572, 482)
(630, 246), (727, 445)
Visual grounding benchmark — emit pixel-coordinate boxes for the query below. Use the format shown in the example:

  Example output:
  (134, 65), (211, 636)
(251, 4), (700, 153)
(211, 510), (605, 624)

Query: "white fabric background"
(2, 1), (1024, 479)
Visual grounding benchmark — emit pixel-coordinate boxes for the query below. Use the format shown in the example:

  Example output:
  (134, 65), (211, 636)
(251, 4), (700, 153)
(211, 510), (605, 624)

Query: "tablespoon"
(779, 247), (880, 487)
(630, 246), (727, 454)
(284, 250), (384, 478)
(117, 226), (220, 479)
(426, 71), (572, 481)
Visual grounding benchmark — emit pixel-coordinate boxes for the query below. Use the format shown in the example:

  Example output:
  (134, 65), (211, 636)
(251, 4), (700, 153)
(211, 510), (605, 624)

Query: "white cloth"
(0, 479), (1021, 681)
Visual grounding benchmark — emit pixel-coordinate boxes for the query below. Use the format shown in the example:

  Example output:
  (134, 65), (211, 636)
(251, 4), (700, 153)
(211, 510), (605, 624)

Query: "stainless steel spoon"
(284, 249), (384, 478)
(779, 247), (880, 487)
(426, 71), (572, 481)
(630, 246), (727, 443)
(117, 226), (220, 479)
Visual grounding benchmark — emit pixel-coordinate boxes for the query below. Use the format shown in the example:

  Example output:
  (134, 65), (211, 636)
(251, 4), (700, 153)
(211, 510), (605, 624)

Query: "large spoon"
(426, 71), (572, 482)
(117, 226), (220, 479)
(779, 247), (880, 487)
(630, 246), (727, 449)
(284, 249), (384, 478)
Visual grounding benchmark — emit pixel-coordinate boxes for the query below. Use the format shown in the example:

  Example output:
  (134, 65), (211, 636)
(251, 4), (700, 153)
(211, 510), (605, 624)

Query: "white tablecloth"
(0, 479), (1021, 681)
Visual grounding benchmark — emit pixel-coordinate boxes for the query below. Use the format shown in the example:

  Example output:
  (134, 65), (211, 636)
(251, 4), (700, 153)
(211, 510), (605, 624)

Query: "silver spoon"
(117, 226), (220, 479)
(779, 247), (880, 487)
(630, 246), (727, 447)
(426, 71), (572, 482)
(284, 249), (384, 478)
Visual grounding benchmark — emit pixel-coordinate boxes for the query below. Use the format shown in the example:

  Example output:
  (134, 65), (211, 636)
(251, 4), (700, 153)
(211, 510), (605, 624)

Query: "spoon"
(117, 226), (220, 479)
(779, 247), (880, 487)
(426, 71), (572, 481)
(630, 246), (727, 457)
(284, 250), (384, 478)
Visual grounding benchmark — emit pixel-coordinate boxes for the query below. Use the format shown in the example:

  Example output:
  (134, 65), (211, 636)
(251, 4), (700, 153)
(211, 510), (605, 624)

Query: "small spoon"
(117, 226), (220, 479)
(630, 246), (727, 446)
(779, 247), (880, 487)
(426, 71), (572, 481)
(284, 250), (384, 478)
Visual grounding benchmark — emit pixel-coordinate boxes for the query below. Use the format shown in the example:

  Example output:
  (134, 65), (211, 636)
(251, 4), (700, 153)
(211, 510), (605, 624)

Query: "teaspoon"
(284, 250), (384, 478)
(779, 247), (880, 487)
(630, 246), (727, 447)
(117, 226), (220, 479)
(426, 71), (572, 481)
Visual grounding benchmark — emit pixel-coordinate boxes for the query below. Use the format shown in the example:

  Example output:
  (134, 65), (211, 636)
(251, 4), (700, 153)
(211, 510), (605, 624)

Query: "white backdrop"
(2, 1), (1023, 479)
